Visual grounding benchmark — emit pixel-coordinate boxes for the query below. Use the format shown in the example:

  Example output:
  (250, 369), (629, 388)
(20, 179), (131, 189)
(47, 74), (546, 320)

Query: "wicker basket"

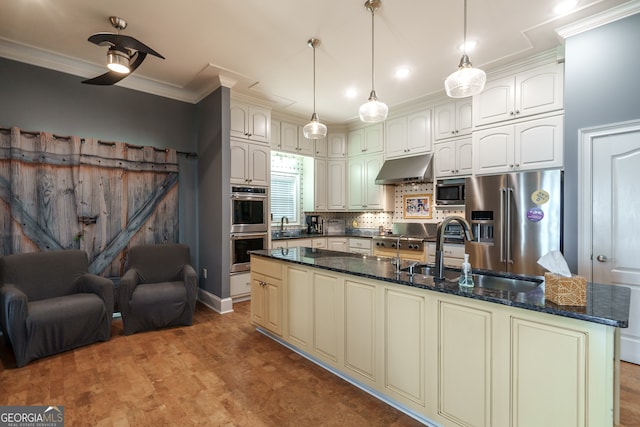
(544, 273), (587, 306)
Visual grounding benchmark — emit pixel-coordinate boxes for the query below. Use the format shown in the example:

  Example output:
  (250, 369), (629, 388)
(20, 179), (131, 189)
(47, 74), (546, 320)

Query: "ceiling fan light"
(106, 48), (130, 74)
(445, 57), (486, 98)
(359, 90), (388, 123)
(303, 113), (328, 139)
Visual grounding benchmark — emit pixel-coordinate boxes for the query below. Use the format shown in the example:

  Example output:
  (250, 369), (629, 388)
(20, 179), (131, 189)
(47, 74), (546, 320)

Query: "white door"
(586, 122), (640, 364)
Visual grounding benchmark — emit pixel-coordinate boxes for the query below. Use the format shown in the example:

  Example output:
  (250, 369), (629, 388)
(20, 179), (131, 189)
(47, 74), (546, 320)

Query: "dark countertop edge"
(251, 250), (629, 329)
(271, 233), (465, 244)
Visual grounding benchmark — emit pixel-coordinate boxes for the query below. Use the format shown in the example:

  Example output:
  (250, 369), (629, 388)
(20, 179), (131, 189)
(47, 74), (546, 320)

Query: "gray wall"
(0, 57), (199, 265)
(563, 12), (640, 271)
(196, 87), (231, 298)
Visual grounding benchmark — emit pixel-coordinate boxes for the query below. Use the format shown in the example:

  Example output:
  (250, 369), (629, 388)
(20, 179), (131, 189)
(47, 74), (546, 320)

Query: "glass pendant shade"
(106, 48), (130, 74)
(303, 113), (327, 139)
(359, 90), (388, 123)
(444, 55), (486, 98)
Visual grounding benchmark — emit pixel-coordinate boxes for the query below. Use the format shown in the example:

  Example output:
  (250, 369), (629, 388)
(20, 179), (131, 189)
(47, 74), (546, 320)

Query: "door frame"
(578, 118), (640, 279)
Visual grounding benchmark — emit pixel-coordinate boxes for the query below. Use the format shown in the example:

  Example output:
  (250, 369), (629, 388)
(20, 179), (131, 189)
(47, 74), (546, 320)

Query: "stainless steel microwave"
(435, 178), (465, 206)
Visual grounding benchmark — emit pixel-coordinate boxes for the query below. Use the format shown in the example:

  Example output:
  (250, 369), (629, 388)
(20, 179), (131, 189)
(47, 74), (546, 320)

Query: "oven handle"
(231, 194), (268, 200)
(230, 233), (268, 240)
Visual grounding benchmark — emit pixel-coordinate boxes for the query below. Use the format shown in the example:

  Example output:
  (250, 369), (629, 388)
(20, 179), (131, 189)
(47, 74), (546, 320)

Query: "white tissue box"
(544, 273), (587, 306)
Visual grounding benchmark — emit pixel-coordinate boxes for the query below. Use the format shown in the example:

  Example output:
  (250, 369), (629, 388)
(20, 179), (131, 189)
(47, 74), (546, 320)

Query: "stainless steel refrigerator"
(464, 170), (563, 276)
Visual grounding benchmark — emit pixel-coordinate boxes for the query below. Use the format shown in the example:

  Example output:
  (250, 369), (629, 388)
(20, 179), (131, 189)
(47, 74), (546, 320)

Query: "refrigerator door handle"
(506, 187), (514, 264)
(499, 187), (506, 263)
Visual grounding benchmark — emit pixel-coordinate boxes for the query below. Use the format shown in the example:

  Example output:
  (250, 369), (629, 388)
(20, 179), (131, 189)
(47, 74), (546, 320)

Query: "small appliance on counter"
(325, 219), (345, 235)
(305, 215), (322, 234)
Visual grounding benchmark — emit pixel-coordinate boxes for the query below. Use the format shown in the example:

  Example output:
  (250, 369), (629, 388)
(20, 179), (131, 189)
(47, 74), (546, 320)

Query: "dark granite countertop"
(251, 247), (630, 328)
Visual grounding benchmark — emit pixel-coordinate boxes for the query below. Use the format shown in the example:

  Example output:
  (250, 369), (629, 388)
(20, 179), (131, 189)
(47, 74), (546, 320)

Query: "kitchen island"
(250, 247), (630, 427)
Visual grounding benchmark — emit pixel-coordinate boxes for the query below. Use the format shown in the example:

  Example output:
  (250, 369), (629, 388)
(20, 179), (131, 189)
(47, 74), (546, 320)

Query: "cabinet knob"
(515, 110), (520, 115)
(451, 131), (455, 135)
(509, 111), (515, 116)
(509, 164), (514, 168)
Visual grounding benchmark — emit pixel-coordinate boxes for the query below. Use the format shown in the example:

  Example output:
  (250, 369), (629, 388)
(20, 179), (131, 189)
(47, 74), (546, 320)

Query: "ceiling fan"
(82, 16), (165, 85)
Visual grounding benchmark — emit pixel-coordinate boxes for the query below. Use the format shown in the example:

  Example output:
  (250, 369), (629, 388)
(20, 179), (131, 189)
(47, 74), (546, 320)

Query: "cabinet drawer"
(348, 238), (372, 250)
(313, 238), (327, 248)
(230, 273), (251, 297)
(251, 256), (283, 279)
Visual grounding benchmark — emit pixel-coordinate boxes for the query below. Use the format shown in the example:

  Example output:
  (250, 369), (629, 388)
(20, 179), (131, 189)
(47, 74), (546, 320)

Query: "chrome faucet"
(280, 216), (289, 234)
(435, 216), (473, 280)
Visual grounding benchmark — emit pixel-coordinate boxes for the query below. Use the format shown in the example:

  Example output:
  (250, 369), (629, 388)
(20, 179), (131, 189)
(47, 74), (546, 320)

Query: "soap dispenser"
(458, 254), (475, 288)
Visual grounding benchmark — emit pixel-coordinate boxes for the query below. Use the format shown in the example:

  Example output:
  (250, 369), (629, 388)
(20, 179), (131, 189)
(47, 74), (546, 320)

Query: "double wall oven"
(230, 185), (268, 273)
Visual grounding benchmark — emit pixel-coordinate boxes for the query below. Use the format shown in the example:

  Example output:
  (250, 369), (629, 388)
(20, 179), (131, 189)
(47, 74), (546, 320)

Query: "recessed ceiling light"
(345, 88), (358, 98)
(458, 40), (478, 52)
(395, 67), (411, 79)
(554, 0), (578, 15)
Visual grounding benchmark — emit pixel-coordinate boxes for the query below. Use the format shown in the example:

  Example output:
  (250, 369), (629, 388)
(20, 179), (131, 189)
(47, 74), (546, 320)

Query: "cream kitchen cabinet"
(327, 237), (348, 252)
(270, 119), (282, 150)
(327, 160), (347, 211)
(327, 133), (347, 158)
(434, 99), (472, 141)
(347, 154), (393, 211)
(473, 115), (563, 175)
(348, 123), (384, 156)
(277, 121), (315, 156)
(230, 272), (251, 299)
(385, 109), (432, 159)
(434, 137), (473, 178)
(230, 101), (270, 143)
(344, 278), (378, 385)
(314, 158), (327, 211)
(284, 265), (312, 350)
(348, 237), (372, 255)
(230, 139), (270, 186)
(250, 257), (282, 336)
(473, 62), (564, 127)
(314, 136), (328, 157)
(427, 243), (465, 267)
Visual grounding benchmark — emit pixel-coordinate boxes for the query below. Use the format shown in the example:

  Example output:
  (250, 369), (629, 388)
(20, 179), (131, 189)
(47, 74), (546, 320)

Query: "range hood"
(374, 153), (434, 185)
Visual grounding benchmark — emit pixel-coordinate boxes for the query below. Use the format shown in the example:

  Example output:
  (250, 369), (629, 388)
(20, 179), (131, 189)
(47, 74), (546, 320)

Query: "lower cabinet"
(250, 257), (617, 427)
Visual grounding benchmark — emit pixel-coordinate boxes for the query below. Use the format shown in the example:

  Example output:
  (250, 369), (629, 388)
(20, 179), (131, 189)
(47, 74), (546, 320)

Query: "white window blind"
(271, 172), (299, 224)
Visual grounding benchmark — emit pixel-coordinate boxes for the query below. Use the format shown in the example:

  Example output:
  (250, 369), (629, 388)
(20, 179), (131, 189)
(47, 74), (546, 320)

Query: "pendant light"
(303, 38), (328, 139)
(359, 0), (388, 123)
(444, 0), (486, 98)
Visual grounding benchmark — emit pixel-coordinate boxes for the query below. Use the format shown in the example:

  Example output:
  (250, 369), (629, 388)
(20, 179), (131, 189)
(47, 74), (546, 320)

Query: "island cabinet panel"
(313, 272), (343, 364)
(344, 279), (377, 383)
(510, 318), (587, 427)
(384, 287), (426, 406)
(285, 266), (312, 350)
(437, 301), (493, 427)
(250, 257), (283, 336)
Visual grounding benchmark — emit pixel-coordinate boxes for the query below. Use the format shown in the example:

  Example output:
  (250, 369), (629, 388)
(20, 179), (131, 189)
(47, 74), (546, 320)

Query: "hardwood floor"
(1, 301), (639, 426)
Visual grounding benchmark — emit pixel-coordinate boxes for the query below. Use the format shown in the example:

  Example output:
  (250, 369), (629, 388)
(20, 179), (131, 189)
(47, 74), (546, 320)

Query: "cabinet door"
(327, 133), (346, 158)
(438, 301), (492, 427)
(251, 274), (267, 326)
(434, 102), (456, 141)
(385, 117), (408, 158)
(456, 138), (474, 176)
(344, 279), (377, 382)
(407, 110), (432, 154)
(348, 158), (365, 210)
(248, 106), (270, 143)
(348, 129), (365, 156)
(515, 63), (564, 119)
(280, 122), (299, 153)
(230, 140), (249, 184)
(434, 141), (456, 178)
(515, 115), (563, 171)
(473, 125), (515, 175)
(456, 99), (473, 136)
(264, 277), (282, 335)
(286, 266), (312, 349)
(248, 144), (270, 186)
(364, 123), (384, 154)
(313, 271), (342, 363)
(314, 158), (327, 211)
(473, 76), (516, 126)
(364, 155), (384, 209)
(327, 160), (346, 210)
(230, 102), (249, 139)
(297, 128), (315, 156)
(315, 137), (328, 158)
(271, 120), (282, 150)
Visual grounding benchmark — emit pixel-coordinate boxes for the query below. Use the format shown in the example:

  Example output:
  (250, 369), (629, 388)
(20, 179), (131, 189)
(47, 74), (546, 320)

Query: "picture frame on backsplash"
(403, 194), (433, 219)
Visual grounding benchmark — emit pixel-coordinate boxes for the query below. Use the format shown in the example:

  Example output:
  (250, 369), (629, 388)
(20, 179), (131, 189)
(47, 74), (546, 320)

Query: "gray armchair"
(0, 250), (114, 367)
(119, 244), (198, 335)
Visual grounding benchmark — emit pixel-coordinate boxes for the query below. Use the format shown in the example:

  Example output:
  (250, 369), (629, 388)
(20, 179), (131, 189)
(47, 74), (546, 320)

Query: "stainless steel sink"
(402, 265), (460, 281)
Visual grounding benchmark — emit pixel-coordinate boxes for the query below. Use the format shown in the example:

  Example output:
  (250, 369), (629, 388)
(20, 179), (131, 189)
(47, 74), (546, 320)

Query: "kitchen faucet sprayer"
(435, 216), (473, 280)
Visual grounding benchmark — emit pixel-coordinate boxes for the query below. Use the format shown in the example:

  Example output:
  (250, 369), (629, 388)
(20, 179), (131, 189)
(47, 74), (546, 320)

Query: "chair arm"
(183, 264), (198, 314)
(76, 274), (115, 319)
(0, 284), (29, 350)
(118, 268), (140, 317)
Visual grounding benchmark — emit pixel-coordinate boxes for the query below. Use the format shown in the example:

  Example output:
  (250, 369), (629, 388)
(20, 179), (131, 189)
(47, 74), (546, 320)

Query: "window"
(271, 172), (299, 225)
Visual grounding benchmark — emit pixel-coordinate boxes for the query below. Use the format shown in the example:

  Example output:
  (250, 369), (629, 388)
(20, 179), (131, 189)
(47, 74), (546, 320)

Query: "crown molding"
(556, 1), (640, 39)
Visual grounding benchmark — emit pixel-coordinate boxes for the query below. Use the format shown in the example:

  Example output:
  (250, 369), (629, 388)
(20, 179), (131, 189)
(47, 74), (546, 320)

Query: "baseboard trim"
(197, 289), (234, 314)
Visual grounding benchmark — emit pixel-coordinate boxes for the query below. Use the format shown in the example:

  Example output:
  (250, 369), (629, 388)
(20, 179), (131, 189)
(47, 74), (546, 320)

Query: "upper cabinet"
(230, 101), (271, 143)
(433, 99), (472, 141)
(230, 139), (270, 186)
(327, 133), (347, 158)
(271, 121), (314, 156)
(314, 137), (328, 158)
(347, 154), (392, 211)
(348, 124), (384, 157)
(434, 137), (473, 178)
(385, 109), (432, 159)
(473, 62), (564, 127)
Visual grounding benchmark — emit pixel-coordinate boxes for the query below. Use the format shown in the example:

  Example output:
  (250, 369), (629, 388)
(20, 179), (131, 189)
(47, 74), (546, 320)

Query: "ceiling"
(0, 0), (637, 124)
